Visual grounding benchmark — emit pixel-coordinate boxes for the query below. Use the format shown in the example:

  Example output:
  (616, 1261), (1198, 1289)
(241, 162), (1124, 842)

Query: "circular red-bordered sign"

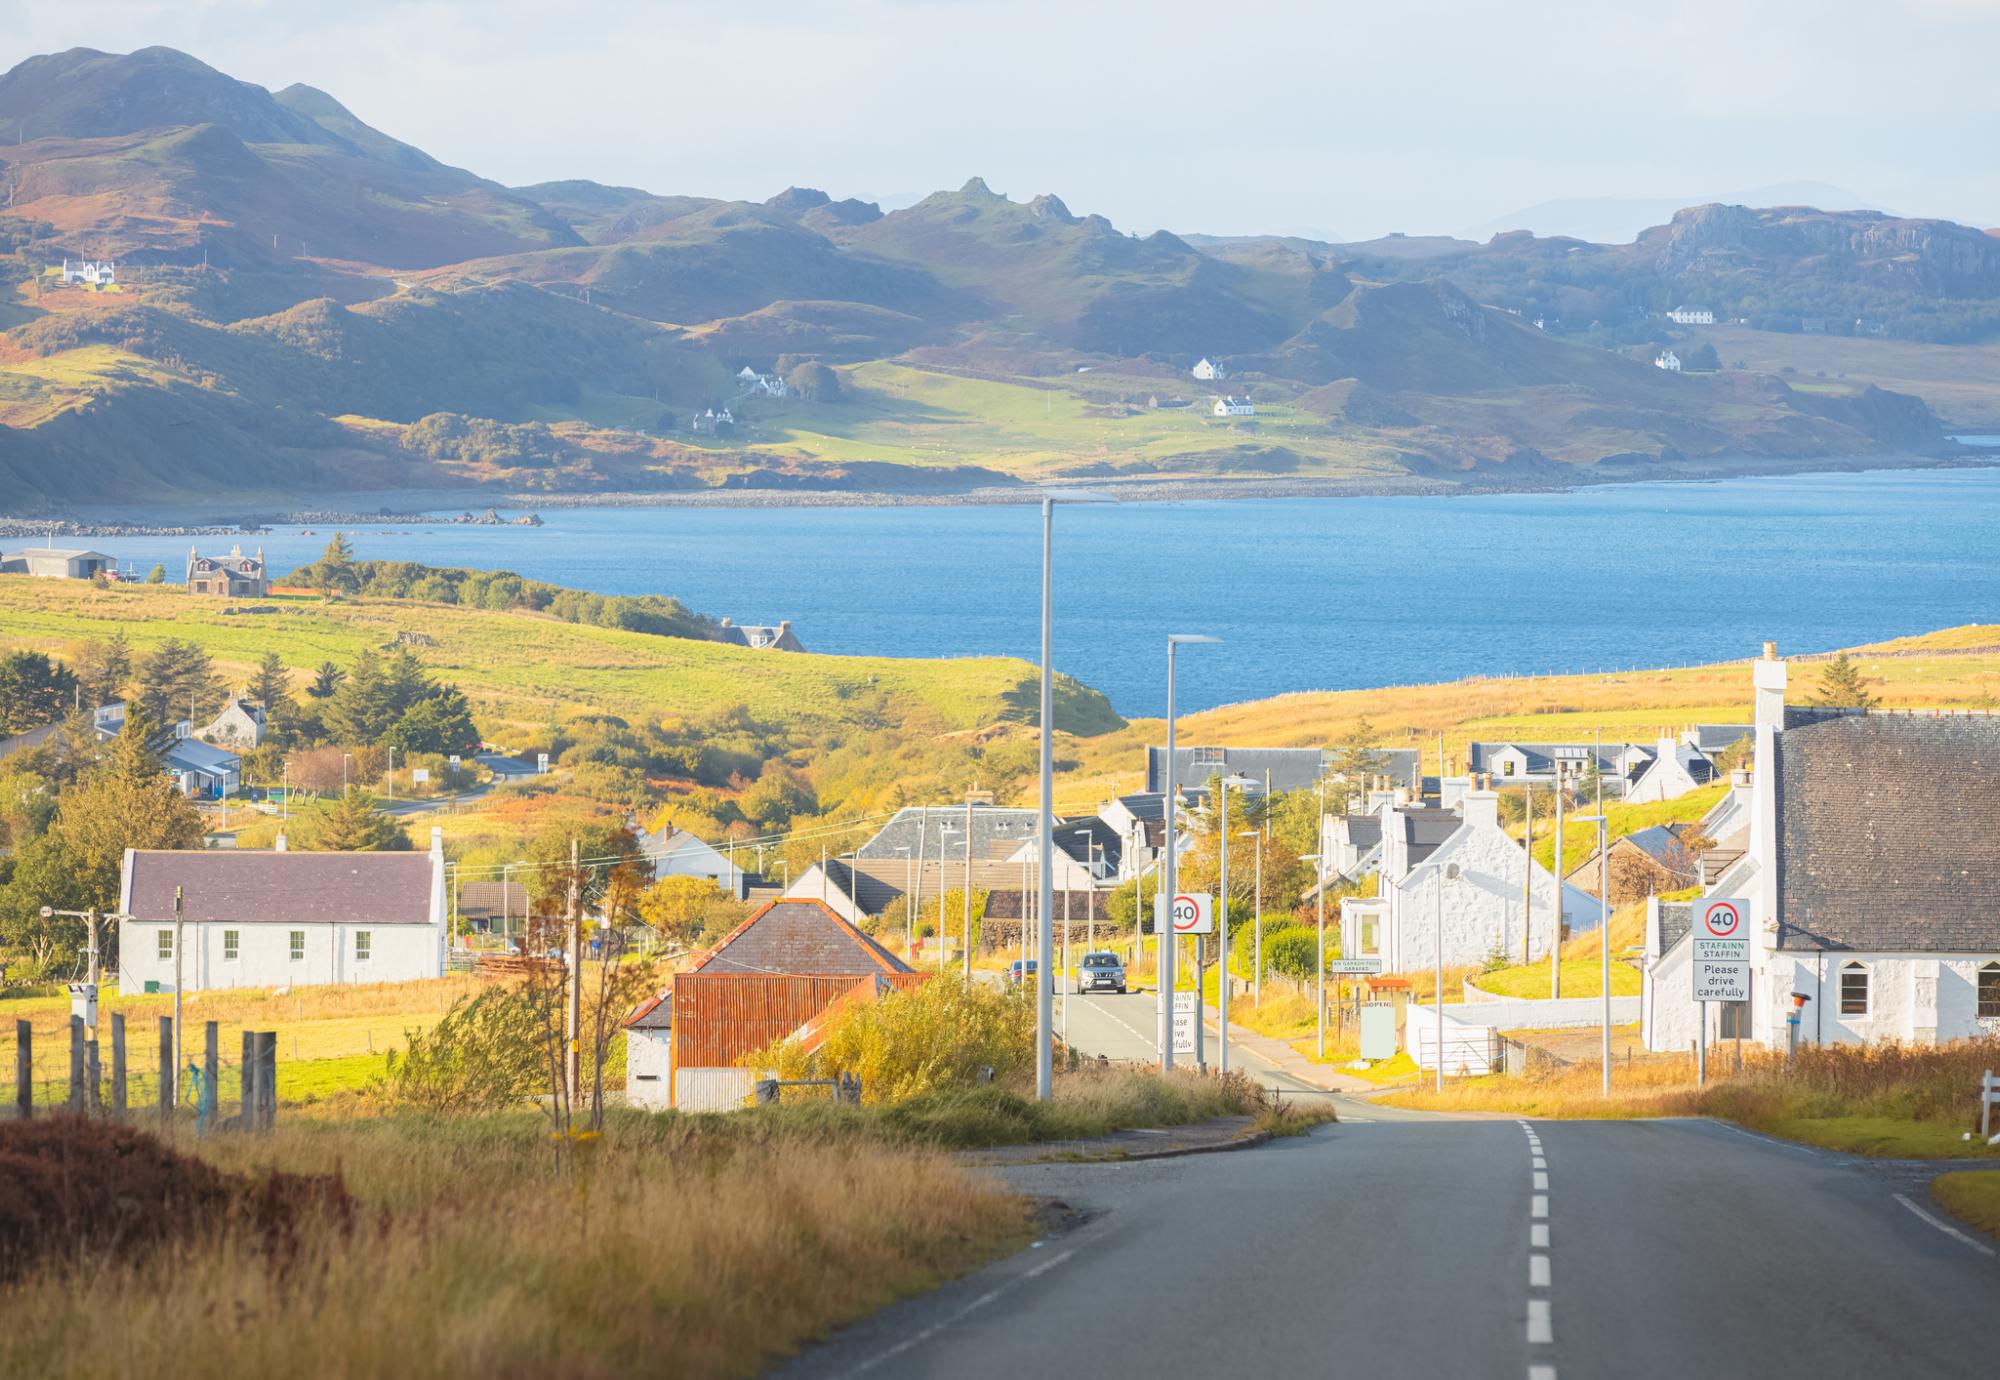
(1702, 901), (1742, 938)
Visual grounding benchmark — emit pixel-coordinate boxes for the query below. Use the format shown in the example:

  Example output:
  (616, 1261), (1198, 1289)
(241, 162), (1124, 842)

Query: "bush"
(1263, 924), (1326, 980)
(754, 977), (1033, 1103)
(375, 986), (551, 1115)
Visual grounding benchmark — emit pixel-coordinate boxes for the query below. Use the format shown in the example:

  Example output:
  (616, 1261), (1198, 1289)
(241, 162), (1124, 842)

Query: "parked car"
(1007, 958), (1039, 984)
(1076, 950), (1127, 994)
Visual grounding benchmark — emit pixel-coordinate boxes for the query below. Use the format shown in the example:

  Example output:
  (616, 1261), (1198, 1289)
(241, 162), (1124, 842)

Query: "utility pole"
(1316, 775), (1327, 1060)
(964, 791), (975, 982)
(564, 838), (581, 1104)
(1520, 787), (1534, 965)
(1551, 778), (1565, 999)
(172, 886), (185, 1105)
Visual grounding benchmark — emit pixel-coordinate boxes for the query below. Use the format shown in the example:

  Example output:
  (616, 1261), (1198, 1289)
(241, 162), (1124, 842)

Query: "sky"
(10, 0), (2000, 240)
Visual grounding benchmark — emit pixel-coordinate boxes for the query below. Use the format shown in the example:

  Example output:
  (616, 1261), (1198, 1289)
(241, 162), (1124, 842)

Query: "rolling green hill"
(0, 45), (1970, 507)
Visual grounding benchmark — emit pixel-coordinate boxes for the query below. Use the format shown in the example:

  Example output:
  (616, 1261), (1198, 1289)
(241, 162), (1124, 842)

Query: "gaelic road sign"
(1169, 893), (1215, 935)
(1172, 990), (1197, 1053)
(1328, 958), (1385, 976)
(1694, 898), (1751, 1003)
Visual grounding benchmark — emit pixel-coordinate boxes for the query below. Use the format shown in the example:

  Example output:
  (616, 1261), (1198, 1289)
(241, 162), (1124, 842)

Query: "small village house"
(162, 730), (241, 799)
(61, 259), (116, 287)
(1641, 647), (2000, 1052)
(633, 818), (752, 898)
(118, 829), (449, 994)
(1564, 823), (1703, 903)
(1622, 733), (1718, 803)
(186, 545), (268, 597)
(454, 879), (529, 939)
(1212, 396), (1256, 417)
(713, 618), (806, 652)
(198, 697), (265, 750)
(1654, 350), (1682, 372)
(1191, 357), (1227, 381)
(623, 898), (917, 1111)
(1665, 306), (1714, 325)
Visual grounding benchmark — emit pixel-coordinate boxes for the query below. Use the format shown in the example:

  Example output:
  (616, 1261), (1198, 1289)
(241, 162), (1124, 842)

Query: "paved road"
(379, 752), (535, 817)
(781, 1113), (2000, 1379)
(1061, 987), (1339, 1096)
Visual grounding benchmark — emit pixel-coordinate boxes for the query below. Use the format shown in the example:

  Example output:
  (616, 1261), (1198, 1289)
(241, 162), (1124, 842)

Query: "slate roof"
(687, 899), (911, 976)
(126, 849), (436, 925)
(812, 859), (907, 915)
(1621, 825), (1691, 869)
(457, 880), (528, 921)
(1775, 713), (2000, 951)
(856, 804), (1039, 861)
(1659, 901), (1695, 955)
(1339, 815), (1383, 850)
(1688, 724), (1753, 754)
(1053, 818), (1122, 872)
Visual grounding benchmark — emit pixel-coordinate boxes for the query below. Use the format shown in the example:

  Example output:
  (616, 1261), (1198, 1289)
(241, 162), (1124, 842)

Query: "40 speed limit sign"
(1166, 892), (1214, 934)
(1694, 898), (1750, 1002)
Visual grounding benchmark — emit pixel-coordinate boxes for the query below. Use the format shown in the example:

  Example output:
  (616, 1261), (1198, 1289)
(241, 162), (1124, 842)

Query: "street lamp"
(1035, 488), (1113, 1102)
(1159, 633), (1220, 1074)
(1216, 773), (1257, 1077)
(1574, 814), (1611, 1094)
(1303, 847), (1326, 1060)
(1239, 828), (1263, 1004)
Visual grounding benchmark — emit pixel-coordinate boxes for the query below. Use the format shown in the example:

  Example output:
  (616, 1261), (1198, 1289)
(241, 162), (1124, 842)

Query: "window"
(290, 930), (306, 962)
(1501, 760), (1516, 777)
(1979, 963), (2000, 1020)
(355, 930), (372, 962)
(222, 930), (239, 962)
(157, 929), (173, 961)
(1839, 962), (1870, 1016)
(1360, 918), (1380, 955)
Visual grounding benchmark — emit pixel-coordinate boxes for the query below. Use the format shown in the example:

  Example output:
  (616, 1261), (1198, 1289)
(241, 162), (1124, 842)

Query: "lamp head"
(1168, 633), (1221, 647)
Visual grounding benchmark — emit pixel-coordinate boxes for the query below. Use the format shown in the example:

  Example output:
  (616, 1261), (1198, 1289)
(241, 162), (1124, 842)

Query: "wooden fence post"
(111, 1013), (126, 1116)
(240, 1030), (257, 1131)
(67, 1015), (84, 1114)
(258, 1031), (277, 1130)
(202, 1022), (219, 1128)
(158, 1017), (173, 1121)
(14, 1020), (29, 1121)
(84, 1037), (101, 1113)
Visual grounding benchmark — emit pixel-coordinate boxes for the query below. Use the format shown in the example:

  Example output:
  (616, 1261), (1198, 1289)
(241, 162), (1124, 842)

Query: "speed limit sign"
(1170, 893), (1214, 935)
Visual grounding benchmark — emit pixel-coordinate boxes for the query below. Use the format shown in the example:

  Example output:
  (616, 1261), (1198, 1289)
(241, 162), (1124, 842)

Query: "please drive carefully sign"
(1693, 898), (1750, 1003)
(1172, 990), (1197, 1054)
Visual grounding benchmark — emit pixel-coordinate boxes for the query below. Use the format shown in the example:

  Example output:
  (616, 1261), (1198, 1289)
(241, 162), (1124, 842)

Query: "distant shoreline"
(15, 449), (1994, 532)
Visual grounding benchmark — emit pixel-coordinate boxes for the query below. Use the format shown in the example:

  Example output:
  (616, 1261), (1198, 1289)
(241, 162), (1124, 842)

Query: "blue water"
(66, 468), (2000, 717)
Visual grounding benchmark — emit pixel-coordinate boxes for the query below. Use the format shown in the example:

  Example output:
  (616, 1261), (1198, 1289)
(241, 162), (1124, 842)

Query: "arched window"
(1978, 962), (2000, 1020)
(1839, 961), (1870, 1016)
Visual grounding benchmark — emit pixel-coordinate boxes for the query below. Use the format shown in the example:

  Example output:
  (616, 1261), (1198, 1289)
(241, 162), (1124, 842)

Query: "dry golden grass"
(0, 1111), (1028, 1380)
(1381, 1038), (2000, 1157)
(1056, 628), (2000, 804)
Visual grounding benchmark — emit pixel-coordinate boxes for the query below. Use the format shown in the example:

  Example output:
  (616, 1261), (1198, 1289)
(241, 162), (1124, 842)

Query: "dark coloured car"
(1076, 950), (1127, 994)
(1008, 958), (1040, 984)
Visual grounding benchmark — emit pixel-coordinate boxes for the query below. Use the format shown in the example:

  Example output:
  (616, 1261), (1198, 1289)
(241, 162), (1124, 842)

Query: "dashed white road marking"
(1531, 1223), (1550, 1248)
(1894, 1193), (1999, 1258)
(1533, 1171), (1549, 1191)
(1526, 1299), (1553, 1345)
(1532, 1155), (1547, 1169)
(1530, 1254), (1550, 1288)
(835, 1249), (1077, 1376)
(1078, 996), (1157, 1052)
(1531, 1194), (1548, 1219)
(1529, 1367), (1557, 1380)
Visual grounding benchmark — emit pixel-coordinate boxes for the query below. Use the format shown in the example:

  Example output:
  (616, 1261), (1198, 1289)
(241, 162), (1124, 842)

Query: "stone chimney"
(1463, 784), (1500, 831)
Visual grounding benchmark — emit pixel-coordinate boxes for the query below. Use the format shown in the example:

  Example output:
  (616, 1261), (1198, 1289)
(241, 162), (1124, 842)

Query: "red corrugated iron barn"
(624, 898), (920, 1110)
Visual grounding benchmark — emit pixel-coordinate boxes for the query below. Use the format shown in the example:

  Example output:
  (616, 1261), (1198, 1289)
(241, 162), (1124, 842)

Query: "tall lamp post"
(1034, 489), (1112, 1102)
(1239, 827), (1263, 1005)
(1159, 633), (1220, 1073)
(1216, 773), (1257, 1077)
(1574, 814), (1611, 1094)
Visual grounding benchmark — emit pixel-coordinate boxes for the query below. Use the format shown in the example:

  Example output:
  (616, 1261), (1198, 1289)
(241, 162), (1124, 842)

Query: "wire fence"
(7, 1018), (287, 1123)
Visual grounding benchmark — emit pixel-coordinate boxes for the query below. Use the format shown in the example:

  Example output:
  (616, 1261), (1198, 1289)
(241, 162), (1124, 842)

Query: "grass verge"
(1932, 1171), (2000, 1242)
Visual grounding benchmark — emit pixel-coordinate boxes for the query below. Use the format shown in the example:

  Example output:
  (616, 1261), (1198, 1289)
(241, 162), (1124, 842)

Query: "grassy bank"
(0, 1110), (1028, 1380)
(1381, 1040), (2000, 1158)
(1932, 1172), (2000, 1242)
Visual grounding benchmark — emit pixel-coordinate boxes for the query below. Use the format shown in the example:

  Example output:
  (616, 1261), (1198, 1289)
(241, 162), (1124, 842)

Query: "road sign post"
(1693, 899), (1750, 1003)
(1163, 894), (1214, 1069)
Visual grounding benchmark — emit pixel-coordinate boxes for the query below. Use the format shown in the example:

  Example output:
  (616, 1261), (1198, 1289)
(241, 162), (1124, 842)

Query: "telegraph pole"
(564, 838), (582, 1103)
(1520, 787), (1534, 965)
(172, 886), (185, 1105)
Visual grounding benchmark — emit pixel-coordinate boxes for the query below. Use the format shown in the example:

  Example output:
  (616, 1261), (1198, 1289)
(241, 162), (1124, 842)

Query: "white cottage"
(1642, 647), (2000, 1052)
(1622, 734), (1718, 804)
(1340, 789), (1597, 974)
(118, 830), (449, 994)
(634, 819), (750, 898)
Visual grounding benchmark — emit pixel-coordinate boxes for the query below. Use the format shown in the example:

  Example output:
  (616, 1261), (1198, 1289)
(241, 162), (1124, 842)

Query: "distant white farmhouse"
(1191, 357), (1227, 381)
(1654, 350), (1682, 372)
(118, 831), (449, 994)
(61, 259), (116, 287)
(1212, 396), (1256, 417)
(690, 406), (735, 435)
(1665, 306), (1714, 325)
(634, 818), (751, 899)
